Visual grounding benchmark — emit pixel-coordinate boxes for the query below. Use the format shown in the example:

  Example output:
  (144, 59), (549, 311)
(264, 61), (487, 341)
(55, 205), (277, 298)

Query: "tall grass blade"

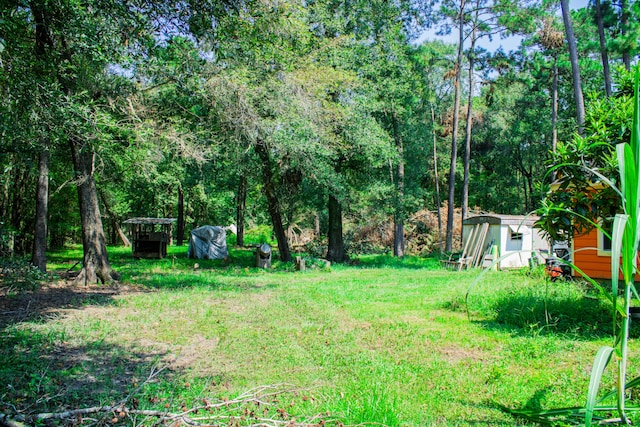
(617, 144), (632, 214)
(599, 376), (640, 402)
(585, 346), (615, 427)
(608, 66), (640, 426)
(632, 67), (640, 166)
(611, 214), (627, 328)
(505, 404), (640, 425)
(610, 68), (640, 425)
(618, 144), (639, 246)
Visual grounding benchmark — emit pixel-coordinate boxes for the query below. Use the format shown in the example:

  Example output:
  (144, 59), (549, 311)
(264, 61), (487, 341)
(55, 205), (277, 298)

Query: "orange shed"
(572, 227), (640, 280)
(546, 182), (620, 280)
(572, 229), (611, 279)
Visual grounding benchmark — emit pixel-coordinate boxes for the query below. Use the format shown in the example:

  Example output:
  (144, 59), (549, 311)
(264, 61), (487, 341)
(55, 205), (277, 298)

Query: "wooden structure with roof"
(123, 218), (175, 259)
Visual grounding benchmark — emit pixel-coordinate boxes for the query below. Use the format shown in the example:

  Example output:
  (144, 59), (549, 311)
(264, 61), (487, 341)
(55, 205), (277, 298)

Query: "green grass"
(2, 245), (639, 426)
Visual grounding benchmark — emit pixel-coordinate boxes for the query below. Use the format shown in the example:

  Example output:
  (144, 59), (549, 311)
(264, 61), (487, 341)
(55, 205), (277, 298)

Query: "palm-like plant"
(510, 67), (640, 426)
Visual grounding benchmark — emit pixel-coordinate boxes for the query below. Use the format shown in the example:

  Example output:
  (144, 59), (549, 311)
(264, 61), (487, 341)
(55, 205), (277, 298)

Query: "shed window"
(598, 218), (613, 254)
(508, 224), (525, 241)
(510, 231), (523, 241)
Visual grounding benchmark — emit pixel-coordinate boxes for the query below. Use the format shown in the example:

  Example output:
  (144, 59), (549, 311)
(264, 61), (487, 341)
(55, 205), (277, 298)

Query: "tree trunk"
(430, 106), (443, 249)
(29, 1), (53, 267)
(326, 194), (346, 262)
(620, 0), (631, 70)
(462, 18), (478, 242)
(10, 167), (29, 255)
(0, 162), (8, 221)
(392, 112), (405, 258)
(254, 139), (291, 262)
(236, 175), (247, 247)
(527, 168), (534, 211)
(177, 187), (185, 246)
(551, 56), (559, 155)
(522, 173), (529, 212)
(69, 138), (119, 284)
(560, 0), (585, 133)
(595, 0), (612, 97)
(31, 147), (49, 272)
(445, 0), (465, 252)
(550, 56), (559, 182)
(10, 168), (27, 234)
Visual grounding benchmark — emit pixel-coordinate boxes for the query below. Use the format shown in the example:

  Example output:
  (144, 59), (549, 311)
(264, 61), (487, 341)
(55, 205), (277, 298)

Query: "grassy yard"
(1, 245), (638, 426)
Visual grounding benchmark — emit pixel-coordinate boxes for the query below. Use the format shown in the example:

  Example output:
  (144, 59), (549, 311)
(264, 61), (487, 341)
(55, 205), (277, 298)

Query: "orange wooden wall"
(573, 231), (611, 279)
(573, 231), (640, 280)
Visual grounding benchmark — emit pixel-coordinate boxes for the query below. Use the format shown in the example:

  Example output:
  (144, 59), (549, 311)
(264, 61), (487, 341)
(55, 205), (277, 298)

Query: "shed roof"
(463, 214), (539, 227)
(123, 217), (176, 225)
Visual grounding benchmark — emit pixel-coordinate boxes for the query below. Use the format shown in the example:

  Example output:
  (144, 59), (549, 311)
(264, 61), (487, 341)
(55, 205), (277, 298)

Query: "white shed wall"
(499, 224), (533, 268)
(461, 215), (550, 269)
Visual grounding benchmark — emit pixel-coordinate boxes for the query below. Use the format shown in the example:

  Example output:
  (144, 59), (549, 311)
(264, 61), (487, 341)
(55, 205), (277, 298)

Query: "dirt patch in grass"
(440, 344), (489, 364)
(168, 334), (222, 371)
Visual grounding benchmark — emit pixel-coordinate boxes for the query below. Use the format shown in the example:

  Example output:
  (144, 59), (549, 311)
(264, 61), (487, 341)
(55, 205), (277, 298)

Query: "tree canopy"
(1, 0), (636, 270)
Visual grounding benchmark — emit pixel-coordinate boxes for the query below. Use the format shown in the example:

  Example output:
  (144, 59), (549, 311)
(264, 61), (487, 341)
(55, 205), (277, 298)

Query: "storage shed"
(124, 217), (175, 259)
(462, 214), (549, 269)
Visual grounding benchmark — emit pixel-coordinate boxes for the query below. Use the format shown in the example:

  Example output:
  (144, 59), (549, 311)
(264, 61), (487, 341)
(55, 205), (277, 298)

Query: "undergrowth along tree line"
(1, 0), (639, 279)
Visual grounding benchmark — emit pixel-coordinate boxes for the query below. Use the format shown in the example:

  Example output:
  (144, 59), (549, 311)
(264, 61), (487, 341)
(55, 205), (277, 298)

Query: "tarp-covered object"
(188, 226), (229, 260)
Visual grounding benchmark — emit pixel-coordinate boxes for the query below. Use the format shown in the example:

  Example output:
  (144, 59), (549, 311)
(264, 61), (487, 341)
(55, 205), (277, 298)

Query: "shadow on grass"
(0, 281), (124, 329)
(47, 246), (443, 292)
(0, 275), (175, 418)
(493, 389), (557, 425)
(47, 246), (281, 291)
(471, 289), (618, 339)
(115, 255), (282, 291)
(107, 245), (442, 271)
(0, 326), (171, 417)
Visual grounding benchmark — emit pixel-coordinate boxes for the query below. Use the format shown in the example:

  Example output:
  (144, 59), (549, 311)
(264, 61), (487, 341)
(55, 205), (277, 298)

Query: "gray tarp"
(187, 226), (229, 260)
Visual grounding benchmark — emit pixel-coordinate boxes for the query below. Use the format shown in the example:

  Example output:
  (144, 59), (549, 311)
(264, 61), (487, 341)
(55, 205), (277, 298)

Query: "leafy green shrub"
(300, 236), (326, 258)
(242, 225), (276, 246)
(0, 257), (47, 294)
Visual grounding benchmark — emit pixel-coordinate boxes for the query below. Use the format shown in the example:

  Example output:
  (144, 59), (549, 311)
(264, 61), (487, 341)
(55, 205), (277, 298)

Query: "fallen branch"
(1, 405), (337, 427)
(0, 383), (341, 427)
